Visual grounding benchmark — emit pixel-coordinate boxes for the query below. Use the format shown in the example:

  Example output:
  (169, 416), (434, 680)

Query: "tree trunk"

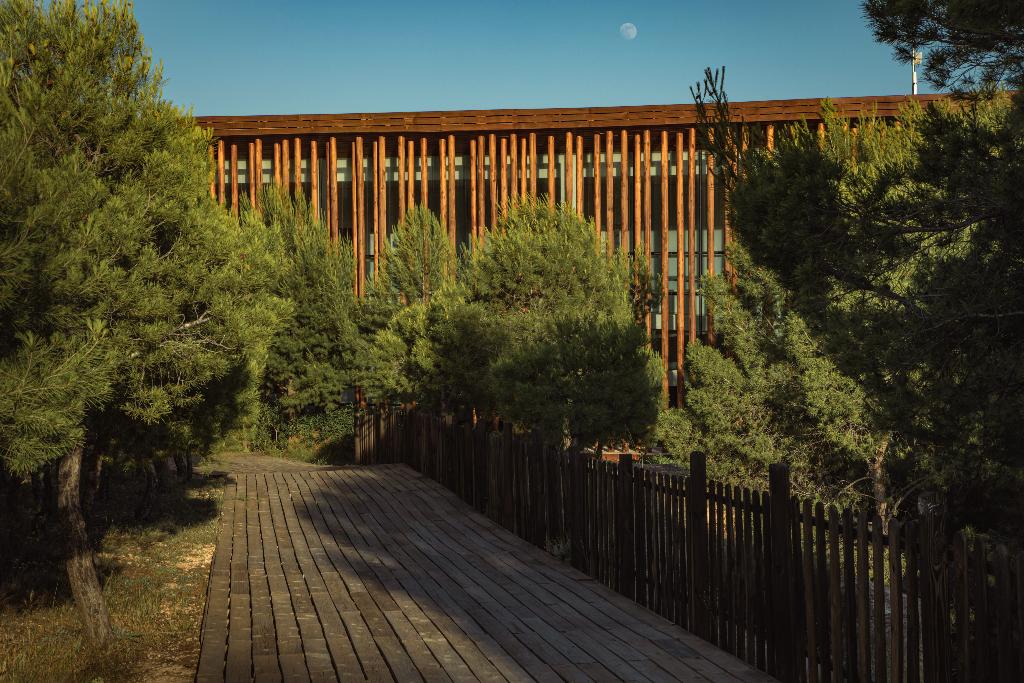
(81, 447), (102, 516)
(869, 434), (892, 533)
(57, 445), (113, 646)
(136, 461), (158, 519)
(156, 456), (178, 489)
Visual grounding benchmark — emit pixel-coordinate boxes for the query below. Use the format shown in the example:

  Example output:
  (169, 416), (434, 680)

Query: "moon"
(619, 22), (637, 40)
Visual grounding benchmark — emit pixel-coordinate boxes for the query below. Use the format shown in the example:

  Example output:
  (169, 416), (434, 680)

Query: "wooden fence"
(354, 407), (1024, 683)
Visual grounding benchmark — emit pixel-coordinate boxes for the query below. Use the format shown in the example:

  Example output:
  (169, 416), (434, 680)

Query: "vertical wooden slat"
(293, 137), (301, 197)
(706, 139), (716, 345)
(594, 133), (602, 246)
(816, 503), (829, 678)
(643, 129), (652, 272)
(547, 135), (555, 207)
(576, 134), (584, 215)
(766, 123), (775, 151)
(529, 132), (538, 196)
(520, 136), (527, 197)
(447, 134), (456, 242)
(398, 135), (406, 217)
(633, 134), (641, 255)
(310, 139), (320, 218)
(856, 511), (870, 683)
(329, 137), (338, 243)
(953, 532), (970, 683)
(510, 133), (518, 200)
(996, 545), (1013, 683)
(254, 138), (263, 209)
(230, 144), (238, 216)
(565, 132), (574, 208)
(828, 507), (843, 683)
(282, 137), (290, 193)
(477, 135), (486, 231)
(500, 136), (508, 215)
(1015, 552), (1024, 683)
(440, 138), (448, 229)
(488, 133), (497, 223)
(974, 535), (989, 683)
(842, 508), (858, 682)
(209, 145), (215, 199)
(378, 135), (387, 261)
(802, 502), (819, 683)
(675, 130), (685, 406)
(217, 139), (225, 205)
(470, 138), (477, 245)
(605, 131), (614, 256)
(248, 142), (256, 205)
(890, 519), (905, 683)
(352, 138), (362, 293)
(407, 138), (416, 208)
(620, 130), (629, 252)
(872, 514), (887, 683)
(907, 521), (921, 683)
(420, 136), (428, 210)
(273, 142), (281, 186)
(688, 127), (696, 344)
(660, 130), (670, 402)
(372, 140), (380, 276)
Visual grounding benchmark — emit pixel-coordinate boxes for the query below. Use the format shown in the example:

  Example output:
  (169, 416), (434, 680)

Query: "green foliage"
(244, 188), (357, 425)
(864, 0), (1024, 92)
(251, 405), (354, 465)
(0, 0), (285, 475)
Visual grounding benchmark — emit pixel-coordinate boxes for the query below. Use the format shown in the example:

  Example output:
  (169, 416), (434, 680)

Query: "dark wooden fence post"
(688, 451), (709, 640)
(768, 462), (793, 681)
(617, 453), (635, 600)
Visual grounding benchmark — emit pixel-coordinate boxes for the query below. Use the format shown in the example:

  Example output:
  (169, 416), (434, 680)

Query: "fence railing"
(354, 407), (1024, 683)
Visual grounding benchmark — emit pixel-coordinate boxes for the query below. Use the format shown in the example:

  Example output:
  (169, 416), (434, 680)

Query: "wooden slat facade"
(197, 95), (937, 406)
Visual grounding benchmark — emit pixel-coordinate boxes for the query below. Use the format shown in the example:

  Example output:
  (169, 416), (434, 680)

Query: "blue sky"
(133, 0), (931, 116)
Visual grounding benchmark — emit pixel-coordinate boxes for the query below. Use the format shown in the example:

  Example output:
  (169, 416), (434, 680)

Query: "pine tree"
(0, 0), (283, 642)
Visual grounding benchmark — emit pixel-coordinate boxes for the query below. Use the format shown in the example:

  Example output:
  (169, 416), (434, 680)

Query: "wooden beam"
(230, 143), (239, 216)
(439, 138), (448, 230)
(209, 145), (215, 199)
(500, 137), (508, 215)
(356, 137), (366, 295)
(217, 139), (225, 205)
(675, 130), (685, 406)
(378, 135), (387, 268)
(593, 133), (601, 246)
(447, 134), (456, 244)
(565, 131), (574, 208)
(660, 130), (670, 403)
(547, 135), (555, 207)
(605, 131), (614, 257)
(310, 139), (319, 217)
(398, 135), (406, 218)
(488, 133), (497, 225)
(520, 136), (527, 197)
(420, 136), (428, 209)
(330, 137), (338, 241)
(529, 132), (538, 196)
(470, 137), (477, 245)
(576, 135), (584, 215)
(620, 130), (629, 252)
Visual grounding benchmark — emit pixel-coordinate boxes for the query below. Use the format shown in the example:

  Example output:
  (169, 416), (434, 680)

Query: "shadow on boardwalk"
(196, 460), (775, 682)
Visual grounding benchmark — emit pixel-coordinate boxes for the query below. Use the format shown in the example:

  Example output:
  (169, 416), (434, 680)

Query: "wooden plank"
(230, 143), (239, 216)
(310, 139), (320, 221)
(273, 142), (281, 186)
(643, 129), (652, 288)
(372, 139), (379, 276)
(576, 135), (584, 216)
(354, 137), (364, 294)
(248, 142), (256, 206)
(255, 138), (263, 208)
(706, 138), (716, 345)
(633, 134), (641, 256)
(420, 136), (428, 210)
(378, 135), (387, 267)
(407, 138), (416, 208)
(828, 507), (842, 683)
(687, 128), (696, 344)
(675, 131), (684, 405)
(208, 145), (216, 200)
(293, 137), (302, 197)
(605, 131), (614, 256)
(872, 514), (886, 683)
(520, 136), (527, 198)
(890, 519), (904, 683)
(510, 133), (519, 201)
(477, 135), (486, 232)
(329, 137), (339, 245)
(801, 502), (818, 683)
(282, 136), (290, 193)
(529, 132), (538, 197)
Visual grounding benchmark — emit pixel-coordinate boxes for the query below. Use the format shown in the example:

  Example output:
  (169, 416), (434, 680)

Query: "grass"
(0, 473), (224, 683)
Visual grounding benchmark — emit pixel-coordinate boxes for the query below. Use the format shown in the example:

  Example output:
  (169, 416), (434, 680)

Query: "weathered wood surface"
(197, 463), (774, 682)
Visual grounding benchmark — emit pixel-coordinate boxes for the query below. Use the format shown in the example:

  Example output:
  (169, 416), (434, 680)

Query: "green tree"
(244, 187), (358, 435)
(0, 0), (283, 642)
(463, 198), (662, 449)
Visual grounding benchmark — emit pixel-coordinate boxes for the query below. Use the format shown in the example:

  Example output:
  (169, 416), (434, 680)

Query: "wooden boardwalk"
(196, 463), (776, 682)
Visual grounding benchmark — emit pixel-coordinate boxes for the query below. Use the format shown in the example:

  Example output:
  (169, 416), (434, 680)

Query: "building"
(197, 94), (941, 406)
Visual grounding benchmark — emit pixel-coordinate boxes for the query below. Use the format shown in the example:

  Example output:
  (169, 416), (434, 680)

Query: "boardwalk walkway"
(196, 461), (775, 682)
